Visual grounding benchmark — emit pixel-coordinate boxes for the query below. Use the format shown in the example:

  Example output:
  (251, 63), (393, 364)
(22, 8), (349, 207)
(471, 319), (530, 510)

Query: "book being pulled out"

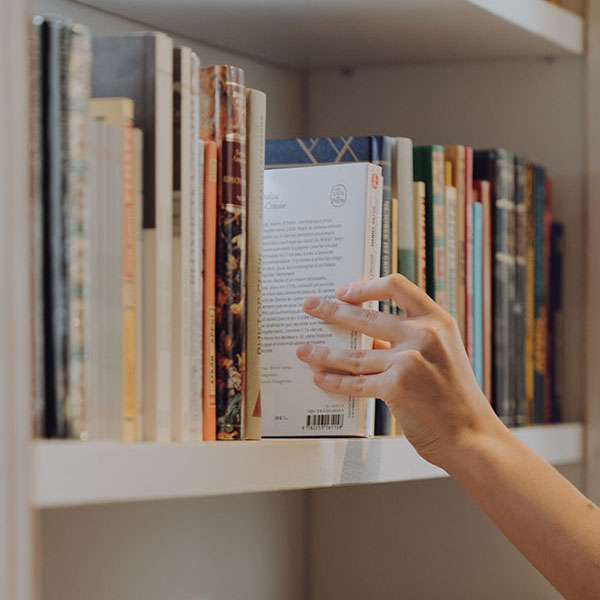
(262, 163), (382, 437)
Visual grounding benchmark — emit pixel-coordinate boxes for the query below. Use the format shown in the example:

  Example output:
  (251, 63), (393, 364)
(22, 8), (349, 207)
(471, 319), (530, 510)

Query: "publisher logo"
(330, 184), (347, 207)
(371, 173), (379, 189)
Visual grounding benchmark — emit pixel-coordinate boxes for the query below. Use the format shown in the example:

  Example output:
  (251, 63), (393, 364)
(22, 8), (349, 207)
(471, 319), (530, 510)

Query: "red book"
(474, 180), (492, 403)
(464, 147), (474, 362)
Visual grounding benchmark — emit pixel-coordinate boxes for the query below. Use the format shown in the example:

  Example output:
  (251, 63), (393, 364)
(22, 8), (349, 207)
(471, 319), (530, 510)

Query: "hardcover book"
(262, 163), (382, 437)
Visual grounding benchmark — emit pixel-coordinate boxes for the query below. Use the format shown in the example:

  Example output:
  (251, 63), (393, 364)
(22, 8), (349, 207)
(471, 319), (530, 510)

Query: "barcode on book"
(305, 413), (344, 430)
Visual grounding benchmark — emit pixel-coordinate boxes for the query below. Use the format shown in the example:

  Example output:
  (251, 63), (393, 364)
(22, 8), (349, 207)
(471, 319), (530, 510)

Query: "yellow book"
(89, 98), (138, 441)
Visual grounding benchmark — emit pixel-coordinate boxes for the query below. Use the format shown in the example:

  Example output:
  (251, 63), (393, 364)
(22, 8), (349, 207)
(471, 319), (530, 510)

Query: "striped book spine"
(413, 182), (427, 291)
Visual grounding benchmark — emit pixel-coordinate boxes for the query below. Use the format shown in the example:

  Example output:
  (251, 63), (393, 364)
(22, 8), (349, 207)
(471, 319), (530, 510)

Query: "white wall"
(308, 58), (585, 423)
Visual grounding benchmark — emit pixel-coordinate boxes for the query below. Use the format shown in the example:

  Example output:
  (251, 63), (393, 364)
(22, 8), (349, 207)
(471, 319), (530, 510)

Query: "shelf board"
(33, 423), (583, 508)
(77, 0), (584, 67)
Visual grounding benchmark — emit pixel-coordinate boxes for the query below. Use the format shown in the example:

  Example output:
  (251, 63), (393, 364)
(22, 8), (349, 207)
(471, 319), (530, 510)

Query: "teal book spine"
(472, 202), (483, 388)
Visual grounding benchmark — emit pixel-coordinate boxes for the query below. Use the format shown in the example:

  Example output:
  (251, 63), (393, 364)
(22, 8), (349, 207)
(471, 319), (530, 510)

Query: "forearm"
(444, 420), (600, 599)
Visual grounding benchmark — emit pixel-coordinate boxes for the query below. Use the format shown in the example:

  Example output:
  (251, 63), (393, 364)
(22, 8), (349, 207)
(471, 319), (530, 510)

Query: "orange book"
(203, 140), (218, 440)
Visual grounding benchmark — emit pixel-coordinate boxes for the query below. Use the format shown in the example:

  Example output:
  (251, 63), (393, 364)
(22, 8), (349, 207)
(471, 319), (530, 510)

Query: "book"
(464, 148), (474, 362)
(245, 88), (266, 440)
(444, 161), (458, 320)
(550, 222), (564, 423)
(202, 141), (218, 441)
(88, 98), (136, 441)
(473, 180), (492, 402)
(513, 156), (528, 425)
(542, 178), (553, 423)
(171, 46), (193, 441)
(472, 200), (483, 388)
(473, 149), (515, 425)
(262, 162), (382, 437)
(394, 138), (415, 284)
(444, 146), (466, 339)
(92, 32), (174, 441)
(200, 65), (247, 440)
(414, 145), (446, 309)
(525, 163), (536, 422)
(413, 181), (427, 291)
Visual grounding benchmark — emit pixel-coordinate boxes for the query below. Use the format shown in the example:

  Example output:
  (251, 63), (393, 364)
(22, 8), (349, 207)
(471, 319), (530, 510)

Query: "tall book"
(200, 65), (247, 440)
(88, 98), (136, 441)
(550, 222), (564, 423)
(262, 163), (382, 437)
(413, 181), (427, 291)
(464, 148), (474, 361)
(265, 135), (396, 313)
(473, 149), (516, 425)
(394, 138), (416, 284)
(542, 179), (553, 423)
(413, 145), (446, 309)
(474, 181), (492, 402)
(513, 156), (528, 425)
(202, 141), (218, 440)
(472, 200), (483, 389)
(444, 161), (458, 320)
(92, 32), (174, 441)
(444, 146), (466, 339)
(171, 46), (193, 441)
(524, 163), (536, 422)
(245, 88), (266, 440)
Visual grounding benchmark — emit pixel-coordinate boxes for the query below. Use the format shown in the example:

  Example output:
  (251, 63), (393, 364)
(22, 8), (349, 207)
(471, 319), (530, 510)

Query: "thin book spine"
(542, 179), (552, 423)
(245, 88), (266, 440)
(550, 222), (564, 423)
(472, 200), (483, 388)
(525, 163), (536, 423)
(464, 147), (474, 362)
(395, 138), (415, 285)
(413, 182), (427, 292)
(445, 162), (458, 321)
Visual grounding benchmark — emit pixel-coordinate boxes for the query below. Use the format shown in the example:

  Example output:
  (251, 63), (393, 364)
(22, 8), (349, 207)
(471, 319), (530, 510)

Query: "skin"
(297, 273), (600, 600)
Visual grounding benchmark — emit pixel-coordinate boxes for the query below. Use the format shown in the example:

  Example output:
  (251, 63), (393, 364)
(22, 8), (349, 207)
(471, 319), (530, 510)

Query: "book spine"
(543, 180), (552, 423)
(445, 163), (458, 320)
(464, 147), (474, 362)
(524, 164), (536, 422)
(245, 88), (266, 440)
(390, 196), (399, 299)
(202, 141), (218, 441)
(514, 158), (528, 425)
(550, 222), (564, 423)
(413, 182), (427, 291)
(200, 65), (247, 440)
(432, 148), (447, 310)
(472, 201), (483, 388)
(395, 138), (415, 284)
(188, 52), (203, 440)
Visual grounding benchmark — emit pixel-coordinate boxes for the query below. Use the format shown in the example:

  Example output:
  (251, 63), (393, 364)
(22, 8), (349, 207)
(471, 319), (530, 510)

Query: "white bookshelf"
(34, 424), (583, 508)
(77, 0), (584, 66)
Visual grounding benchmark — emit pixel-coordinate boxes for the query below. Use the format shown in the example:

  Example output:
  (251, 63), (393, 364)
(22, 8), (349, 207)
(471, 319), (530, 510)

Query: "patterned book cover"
(533, 166), (547, 423)
(413, 182), (427, 291)
(550, 222), (564, 423)
(472, 200), (483, 389)
(464, 147), (474, 362)
(474, 181), (493, 402)
(513, 157), (528, 425)
(524, 163), (536, 422)
(414, 145), (447, 309)
(474, 149), (516, 425)
(200, 65), (247, 440)
(444, 165), (458, 321)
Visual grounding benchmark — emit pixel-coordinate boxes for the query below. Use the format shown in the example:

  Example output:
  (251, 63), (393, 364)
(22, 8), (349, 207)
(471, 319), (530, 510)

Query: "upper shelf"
(78, 0), (584, 67)
(33, 423), (583, 508)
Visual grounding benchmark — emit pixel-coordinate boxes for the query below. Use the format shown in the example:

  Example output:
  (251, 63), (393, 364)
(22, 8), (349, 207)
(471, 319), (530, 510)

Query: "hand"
(296, 274), (503, 469)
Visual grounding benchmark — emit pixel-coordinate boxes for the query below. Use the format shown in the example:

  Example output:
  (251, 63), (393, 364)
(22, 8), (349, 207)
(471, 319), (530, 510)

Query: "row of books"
(31, 16), (265, 441)
(264, 139), (564, 430)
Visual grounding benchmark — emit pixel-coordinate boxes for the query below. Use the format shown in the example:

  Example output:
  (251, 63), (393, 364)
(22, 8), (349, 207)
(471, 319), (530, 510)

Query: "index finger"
(336, 274), (438, 318)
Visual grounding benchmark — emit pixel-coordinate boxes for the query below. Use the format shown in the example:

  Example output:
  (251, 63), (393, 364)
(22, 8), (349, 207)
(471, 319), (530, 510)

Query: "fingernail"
(304, 296), (321, 311)
(297, 343), (312, 358)
(337, 285), (350, 298)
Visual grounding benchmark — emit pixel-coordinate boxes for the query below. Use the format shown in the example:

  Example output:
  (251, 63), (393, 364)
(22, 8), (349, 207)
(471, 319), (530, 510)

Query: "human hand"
(296, 274), (503, 470)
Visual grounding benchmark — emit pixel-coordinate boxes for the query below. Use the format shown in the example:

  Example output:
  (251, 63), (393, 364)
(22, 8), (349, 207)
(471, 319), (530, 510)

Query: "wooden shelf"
(33, 423), (583, 508)
(77, 0), (584, 67)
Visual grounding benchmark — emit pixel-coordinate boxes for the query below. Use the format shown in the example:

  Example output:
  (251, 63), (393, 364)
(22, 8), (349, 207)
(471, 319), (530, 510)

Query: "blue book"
(472, 202), (483, 389)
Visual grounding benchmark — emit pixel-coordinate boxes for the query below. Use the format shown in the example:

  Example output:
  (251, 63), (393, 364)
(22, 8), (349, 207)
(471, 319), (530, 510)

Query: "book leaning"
(262, 163), (382, 437)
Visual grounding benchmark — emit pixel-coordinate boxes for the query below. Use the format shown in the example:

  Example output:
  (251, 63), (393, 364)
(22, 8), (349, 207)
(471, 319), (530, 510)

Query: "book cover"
(262, 163), (382, 437)
(465, 147), (474, 361)
(394, 137), (415, 284)
(514, 156), (528, 425)
(200, 65), (247, 440)
(542, 179), (553, 423)
(413, 145), (446, 310)
(444, 146), (466, 340)
(473, 181), (492, 402)
(472, 200), (483, 389)
(93, 32), (174, 441)
(245, 88), (266, 440)
(445, 162), (458, 321)
(473, 149), (516, 425)
(88, 98), (136, 441)
(524, 163), (536, 422)
(202, 141), (218, 441)
(413, 181), (427, 291)
(550, 222), (564, 423)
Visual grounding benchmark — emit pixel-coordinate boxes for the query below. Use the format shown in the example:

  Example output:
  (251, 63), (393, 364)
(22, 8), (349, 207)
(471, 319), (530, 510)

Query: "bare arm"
(298, 274), (600, 600)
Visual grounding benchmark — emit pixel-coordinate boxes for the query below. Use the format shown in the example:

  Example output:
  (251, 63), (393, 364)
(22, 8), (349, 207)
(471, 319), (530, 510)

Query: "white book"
(262, 163), (382, 437)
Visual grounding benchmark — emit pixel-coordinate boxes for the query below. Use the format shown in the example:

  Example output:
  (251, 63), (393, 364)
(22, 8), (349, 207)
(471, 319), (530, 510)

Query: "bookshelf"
(1, 0), (594, 599)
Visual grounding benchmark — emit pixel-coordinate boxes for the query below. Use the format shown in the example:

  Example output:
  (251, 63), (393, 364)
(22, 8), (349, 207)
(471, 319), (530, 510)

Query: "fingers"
(296, 343), (391, 375)
(313, 371), (382, 398)
(303, 296), (400, 341)
(335, 274), (438, 318)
